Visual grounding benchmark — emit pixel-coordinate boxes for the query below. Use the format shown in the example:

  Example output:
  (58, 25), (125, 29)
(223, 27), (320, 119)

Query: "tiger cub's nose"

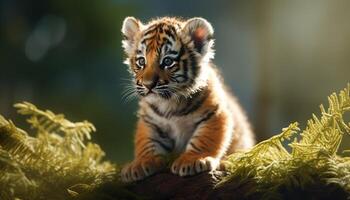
(143, 79), (157, 90)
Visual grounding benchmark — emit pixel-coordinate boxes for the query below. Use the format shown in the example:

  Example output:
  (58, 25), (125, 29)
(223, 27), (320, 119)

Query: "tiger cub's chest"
(151, 111), (199, 153)
(168, 116), (197, 152)
(142, 95), (208, 153)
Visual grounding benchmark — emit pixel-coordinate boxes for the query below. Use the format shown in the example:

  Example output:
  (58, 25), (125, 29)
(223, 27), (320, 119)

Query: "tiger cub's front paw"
(121, 156), (165, 183)
(171, 155), (220, 177)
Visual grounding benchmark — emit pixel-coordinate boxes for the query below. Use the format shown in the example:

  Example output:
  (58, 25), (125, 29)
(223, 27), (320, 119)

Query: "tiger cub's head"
(121, 17), (214, 100)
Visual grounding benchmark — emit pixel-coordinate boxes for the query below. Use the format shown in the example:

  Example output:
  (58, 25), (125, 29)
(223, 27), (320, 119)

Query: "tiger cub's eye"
(136, 57), (146, 69)
(163, 57), (174, 69)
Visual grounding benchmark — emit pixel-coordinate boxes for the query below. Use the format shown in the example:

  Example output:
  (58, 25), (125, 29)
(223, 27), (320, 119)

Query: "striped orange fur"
(120, 16), (255, 182)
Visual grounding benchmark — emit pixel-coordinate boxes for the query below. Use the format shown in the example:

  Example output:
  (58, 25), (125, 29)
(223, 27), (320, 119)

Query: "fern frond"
(14, 102), (96, 156)
(221, 83), (350, 199)
(0, 124), (37, 200)
(0, 103), (116, 200)
(0, 118), (35, 160)
(292, 83), (350, 157)
(14, 102), (95, 151)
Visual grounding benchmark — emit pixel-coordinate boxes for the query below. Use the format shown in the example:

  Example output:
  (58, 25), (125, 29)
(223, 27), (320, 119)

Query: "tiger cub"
(120, 16), (255, 182)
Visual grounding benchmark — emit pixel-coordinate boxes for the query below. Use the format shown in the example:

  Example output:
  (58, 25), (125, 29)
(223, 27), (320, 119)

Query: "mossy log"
(79, 170), (349, 200)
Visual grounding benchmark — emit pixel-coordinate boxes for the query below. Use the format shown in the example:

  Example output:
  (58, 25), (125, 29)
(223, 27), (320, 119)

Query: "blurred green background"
(1, 0), (350, 163)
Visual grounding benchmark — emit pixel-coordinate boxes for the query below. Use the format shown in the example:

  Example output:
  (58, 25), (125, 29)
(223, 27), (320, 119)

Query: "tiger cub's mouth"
(151, 90), (171, 99)
(139, 85), (175, 99)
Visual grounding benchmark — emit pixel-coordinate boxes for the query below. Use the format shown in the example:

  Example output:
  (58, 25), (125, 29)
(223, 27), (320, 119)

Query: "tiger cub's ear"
(182, 18), (214, 55)
(122, 17), (142, 54)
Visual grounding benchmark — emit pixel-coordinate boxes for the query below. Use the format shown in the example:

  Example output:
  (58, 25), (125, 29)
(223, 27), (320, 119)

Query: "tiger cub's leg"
(171, 111), (232, 176)
(121, 119), (173, 182)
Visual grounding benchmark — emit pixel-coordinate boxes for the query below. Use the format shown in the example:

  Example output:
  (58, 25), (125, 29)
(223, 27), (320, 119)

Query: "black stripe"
(170, 26), (176, 35)
(158, 90), (172, 99)
(156, 35), (161, 45)
(150, 138), (173, 152)
(143, 117), (168, 139)
(194, 105), (219, 129)
(143, 26), (158, 36)
(148, 103), (165, 117)
(171, 66), (180, 74)
(138, 143), (153, 154)
(173, 74), (187, 83)
(122, 34), (128, 40)
(140, 115), (175, 154)
(167, 50), (178, 55)
(164, 43), (169, 53)
(165, 39), (173, 46)
(138, 141), (154, 158)
(141, 34), (157, 45)
(169, 77), (179, 83)
(158, 26), (164, 33)
(164, 29), (175, 41)
(177, 47), (190, 83)
(181, 59), (188, 82)
(156, 47), (161, 54)
(177, 46), (185, 61)
(193, 134), (215, 144)
(174, 89), (209, 116)
(189, 51), (198, 82)
(189, 141), (202, 153)
(139, 113), (154, 122)
(195, 138), (211, 152)
(177, 98), (204, 115)
(139, 147), (154, 158)
(161, 37), (173, 47)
